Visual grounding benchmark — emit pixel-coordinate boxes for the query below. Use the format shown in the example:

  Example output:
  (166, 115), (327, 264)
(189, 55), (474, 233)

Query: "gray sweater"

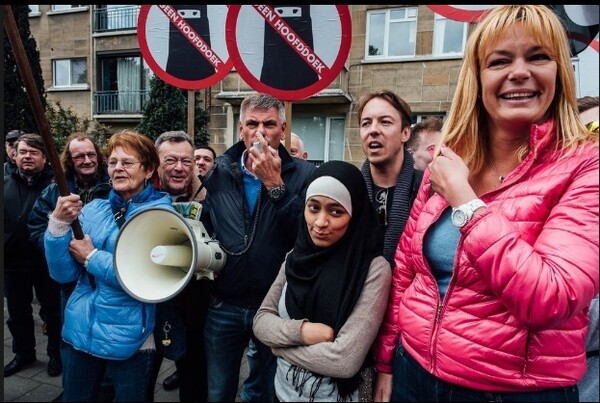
(253, 255), (391, 402)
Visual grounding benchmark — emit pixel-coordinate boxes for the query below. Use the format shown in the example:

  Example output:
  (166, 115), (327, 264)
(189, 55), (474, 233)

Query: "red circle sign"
(226, 5), (352, 101)
(138, 5), (233, 90)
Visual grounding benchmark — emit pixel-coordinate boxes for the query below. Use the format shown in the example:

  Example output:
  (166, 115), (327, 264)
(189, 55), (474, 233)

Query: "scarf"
(361, 149), (418, 265)
(285, 161), (384, 401)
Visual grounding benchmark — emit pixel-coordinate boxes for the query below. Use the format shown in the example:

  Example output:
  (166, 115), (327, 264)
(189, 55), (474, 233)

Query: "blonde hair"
(441, 5), (596, 174)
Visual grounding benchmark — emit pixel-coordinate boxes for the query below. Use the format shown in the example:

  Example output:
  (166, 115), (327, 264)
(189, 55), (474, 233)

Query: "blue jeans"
(241, 339), (263, 402)
(392, 343), (579, 402)
(204, 296), (276, 402)
(61, 342), (155, 402)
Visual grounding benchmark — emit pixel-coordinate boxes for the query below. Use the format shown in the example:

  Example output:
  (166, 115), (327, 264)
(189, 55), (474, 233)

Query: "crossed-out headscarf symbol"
(226, 5), (352, 101)
(138, 5), (233, 90)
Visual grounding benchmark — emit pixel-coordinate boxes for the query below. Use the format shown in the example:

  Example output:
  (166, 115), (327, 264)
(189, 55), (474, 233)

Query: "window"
(292, 116), (346, 165)
(432, 13), (467, 56)
(412, 114), (445, 125)
(52, 5), (85, 12)
(366, 7), (417, 60)
(53, 58), (87, 87)
(95, 54), (152, 113)
(28, 5), (40, 16)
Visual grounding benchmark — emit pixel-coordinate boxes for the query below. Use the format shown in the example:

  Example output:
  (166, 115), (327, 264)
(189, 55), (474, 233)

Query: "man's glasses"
(71, 152), (97, 162)
(17, 149), (42, 157)
(107, 159), (140, 169)
(586, 120), (599, 134)
(163, 157), (194, 167)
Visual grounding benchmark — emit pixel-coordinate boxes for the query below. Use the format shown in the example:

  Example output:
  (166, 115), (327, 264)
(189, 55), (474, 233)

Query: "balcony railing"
(93, 5), (140, 33)
(94, 90), (148, 114)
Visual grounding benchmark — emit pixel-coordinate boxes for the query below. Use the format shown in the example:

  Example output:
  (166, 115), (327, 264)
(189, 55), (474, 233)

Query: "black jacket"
(201, 141), (316, 308)
(4, 165), (54, 272)
(28, 166), (111, 253)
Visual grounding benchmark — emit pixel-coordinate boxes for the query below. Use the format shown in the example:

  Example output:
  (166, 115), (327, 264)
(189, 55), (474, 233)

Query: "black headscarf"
(284, 160), (384, 401)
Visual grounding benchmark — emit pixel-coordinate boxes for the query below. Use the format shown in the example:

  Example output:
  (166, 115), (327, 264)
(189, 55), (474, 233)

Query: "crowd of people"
(3, 5), (599, 403)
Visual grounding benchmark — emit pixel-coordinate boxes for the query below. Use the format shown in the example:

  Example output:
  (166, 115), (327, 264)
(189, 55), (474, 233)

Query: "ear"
(401, 126), (411, 143)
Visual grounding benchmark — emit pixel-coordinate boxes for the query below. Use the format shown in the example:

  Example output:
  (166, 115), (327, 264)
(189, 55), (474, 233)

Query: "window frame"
(432, 13), (467, 56)
(52, 57), (88, 88)
(365, 7), (418, 61)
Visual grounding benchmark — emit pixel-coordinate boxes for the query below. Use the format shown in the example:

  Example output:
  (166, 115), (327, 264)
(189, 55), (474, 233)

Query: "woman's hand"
(69, 235), (94, 265)
(52, 194), (83, 224)
(428, 145), (477, 207)
(374, 372), (393, 402)
(300, 321), (334, 345)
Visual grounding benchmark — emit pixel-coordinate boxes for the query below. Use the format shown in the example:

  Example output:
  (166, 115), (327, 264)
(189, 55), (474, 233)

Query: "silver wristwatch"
(267, 184), (286, 201)
(451, 199), (486, 228)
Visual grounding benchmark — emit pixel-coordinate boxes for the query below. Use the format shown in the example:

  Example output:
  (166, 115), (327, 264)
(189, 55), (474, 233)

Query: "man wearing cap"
(4, 129), (25, 176)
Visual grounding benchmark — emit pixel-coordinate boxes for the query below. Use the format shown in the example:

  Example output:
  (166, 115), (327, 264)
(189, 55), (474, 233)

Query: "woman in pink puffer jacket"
(373, 5), (599, 402)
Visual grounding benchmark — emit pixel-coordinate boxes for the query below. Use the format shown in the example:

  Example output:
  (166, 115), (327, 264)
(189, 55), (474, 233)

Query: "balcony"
(94, 90), (149, 114)
(93, 5), (140, 33)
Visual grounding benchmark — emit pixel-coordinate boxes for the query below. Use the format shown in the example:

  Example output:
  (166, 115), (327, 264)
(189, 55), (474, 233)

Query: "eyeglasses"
(586, 120), (599, 134)
(17, 149), (42, 157)
(71, 152), (97, 162)
(163, 157), (194, 167)
(107, 159), (140, 169)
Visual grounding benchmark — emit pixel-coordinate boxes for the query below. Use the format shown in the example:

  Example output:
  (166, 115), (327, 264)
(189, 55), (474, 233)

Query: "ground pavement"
(3, 298), (248, 402)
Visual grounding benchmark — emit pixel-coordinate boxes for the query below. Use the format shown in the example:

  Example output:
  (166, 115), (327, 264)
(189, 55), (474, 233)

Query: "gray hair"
(239, 93), (286, 124)
(155, 130), (194, 150)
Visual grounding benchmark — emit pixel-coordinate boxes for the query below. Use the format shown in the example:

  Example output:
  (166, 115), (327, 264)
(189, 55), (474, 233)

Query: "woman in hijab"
(253, 160), (391, 402)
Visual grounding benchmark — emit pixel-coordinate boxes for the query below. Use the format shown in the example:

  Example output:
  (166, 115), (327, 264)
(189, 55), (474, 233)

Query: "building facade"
(26, 5), (599, 166)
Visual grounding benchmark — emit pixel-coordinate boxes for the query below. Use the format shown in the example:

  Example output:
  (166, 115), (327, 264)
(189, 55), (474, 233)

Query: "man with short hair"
(4, 129), (25, 175)
(4, 133), (61, 378)
(407, 117), (443, 171)
(148, 130), (210, 402)
(287, 132), (308, 160)
(201, 93), (316, 402)
(357, 90), (423, 266)
(161, 142), (217, 393)
(194, 145), (217, 178)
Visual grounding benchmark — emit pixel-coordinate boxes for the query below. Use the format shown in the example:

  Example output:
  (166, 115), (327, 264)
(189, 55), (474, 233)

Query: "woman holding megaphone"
(44, 130), (175, 402)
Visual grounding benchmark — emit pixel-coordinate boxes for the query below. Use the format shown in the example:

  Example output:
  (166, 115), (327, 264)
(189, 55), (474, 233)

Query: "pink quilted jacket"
(373, 120), (599, 392)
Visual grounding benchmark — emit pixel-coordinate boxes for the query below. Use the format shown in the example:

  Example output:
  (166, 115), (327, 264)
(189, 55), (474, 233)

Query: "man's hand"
(249, 132), (283, 189)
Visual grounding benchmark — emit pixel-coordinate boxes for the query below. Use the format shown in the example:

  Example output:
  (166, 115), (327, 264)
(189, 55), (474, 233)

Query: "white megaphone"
(114, 206), (226, 303)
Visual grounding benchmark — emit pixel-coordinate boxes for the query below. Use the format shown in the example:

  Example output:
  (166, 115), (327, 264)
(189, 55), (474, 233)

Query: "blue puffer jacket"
(44, 184), (174, 360)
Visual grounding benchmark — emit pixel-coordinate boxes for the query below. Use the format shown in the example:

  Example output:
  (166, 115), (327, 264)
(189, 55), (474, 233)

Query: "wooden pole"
(188, 90), (195, 141)
(284, 101), (292, 151)
(4, 5), (83, 239)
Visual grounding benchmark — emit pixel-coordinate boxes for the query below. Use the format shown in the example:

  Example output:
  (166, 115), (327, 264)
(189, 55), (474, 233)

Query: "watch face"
(452, 209), (468, 228)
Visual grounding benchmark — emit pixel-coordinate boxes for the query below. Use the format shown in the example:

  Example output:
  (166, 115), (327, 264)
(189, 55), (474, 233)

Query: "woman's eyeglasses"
(108, 159), (140, 169)
(71, 152), (97, 162)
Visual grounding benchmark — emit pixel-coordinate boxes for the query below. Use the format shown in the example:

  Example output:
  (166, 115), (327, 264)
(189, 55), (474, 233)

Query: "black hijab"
(284, 160), (383, 400)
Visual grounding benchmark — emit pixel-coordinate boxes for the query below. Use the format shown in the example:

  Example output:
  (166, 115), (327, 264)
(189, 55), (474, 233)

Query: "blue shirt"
(239, 150), (262, 216)
(423, 207), (460, 302)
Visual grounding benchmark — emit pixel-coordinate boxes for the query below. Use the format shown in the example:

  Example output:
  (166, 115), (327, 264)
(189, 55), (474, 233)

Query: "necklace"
(490, 160), (506, 183)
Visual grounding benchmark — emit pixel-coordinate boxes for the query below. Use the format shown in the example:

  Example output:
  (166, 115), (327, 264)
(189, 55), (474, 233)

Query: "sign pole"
(4, 5), (83, 240)
(187, 90), (195, 141)
(284, 101), (292, 152)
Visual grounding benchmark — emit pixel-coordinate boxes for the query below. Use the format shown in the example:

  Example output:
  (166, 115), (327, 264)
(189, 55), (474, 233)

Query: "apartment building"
(26, 5), (598, 166)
